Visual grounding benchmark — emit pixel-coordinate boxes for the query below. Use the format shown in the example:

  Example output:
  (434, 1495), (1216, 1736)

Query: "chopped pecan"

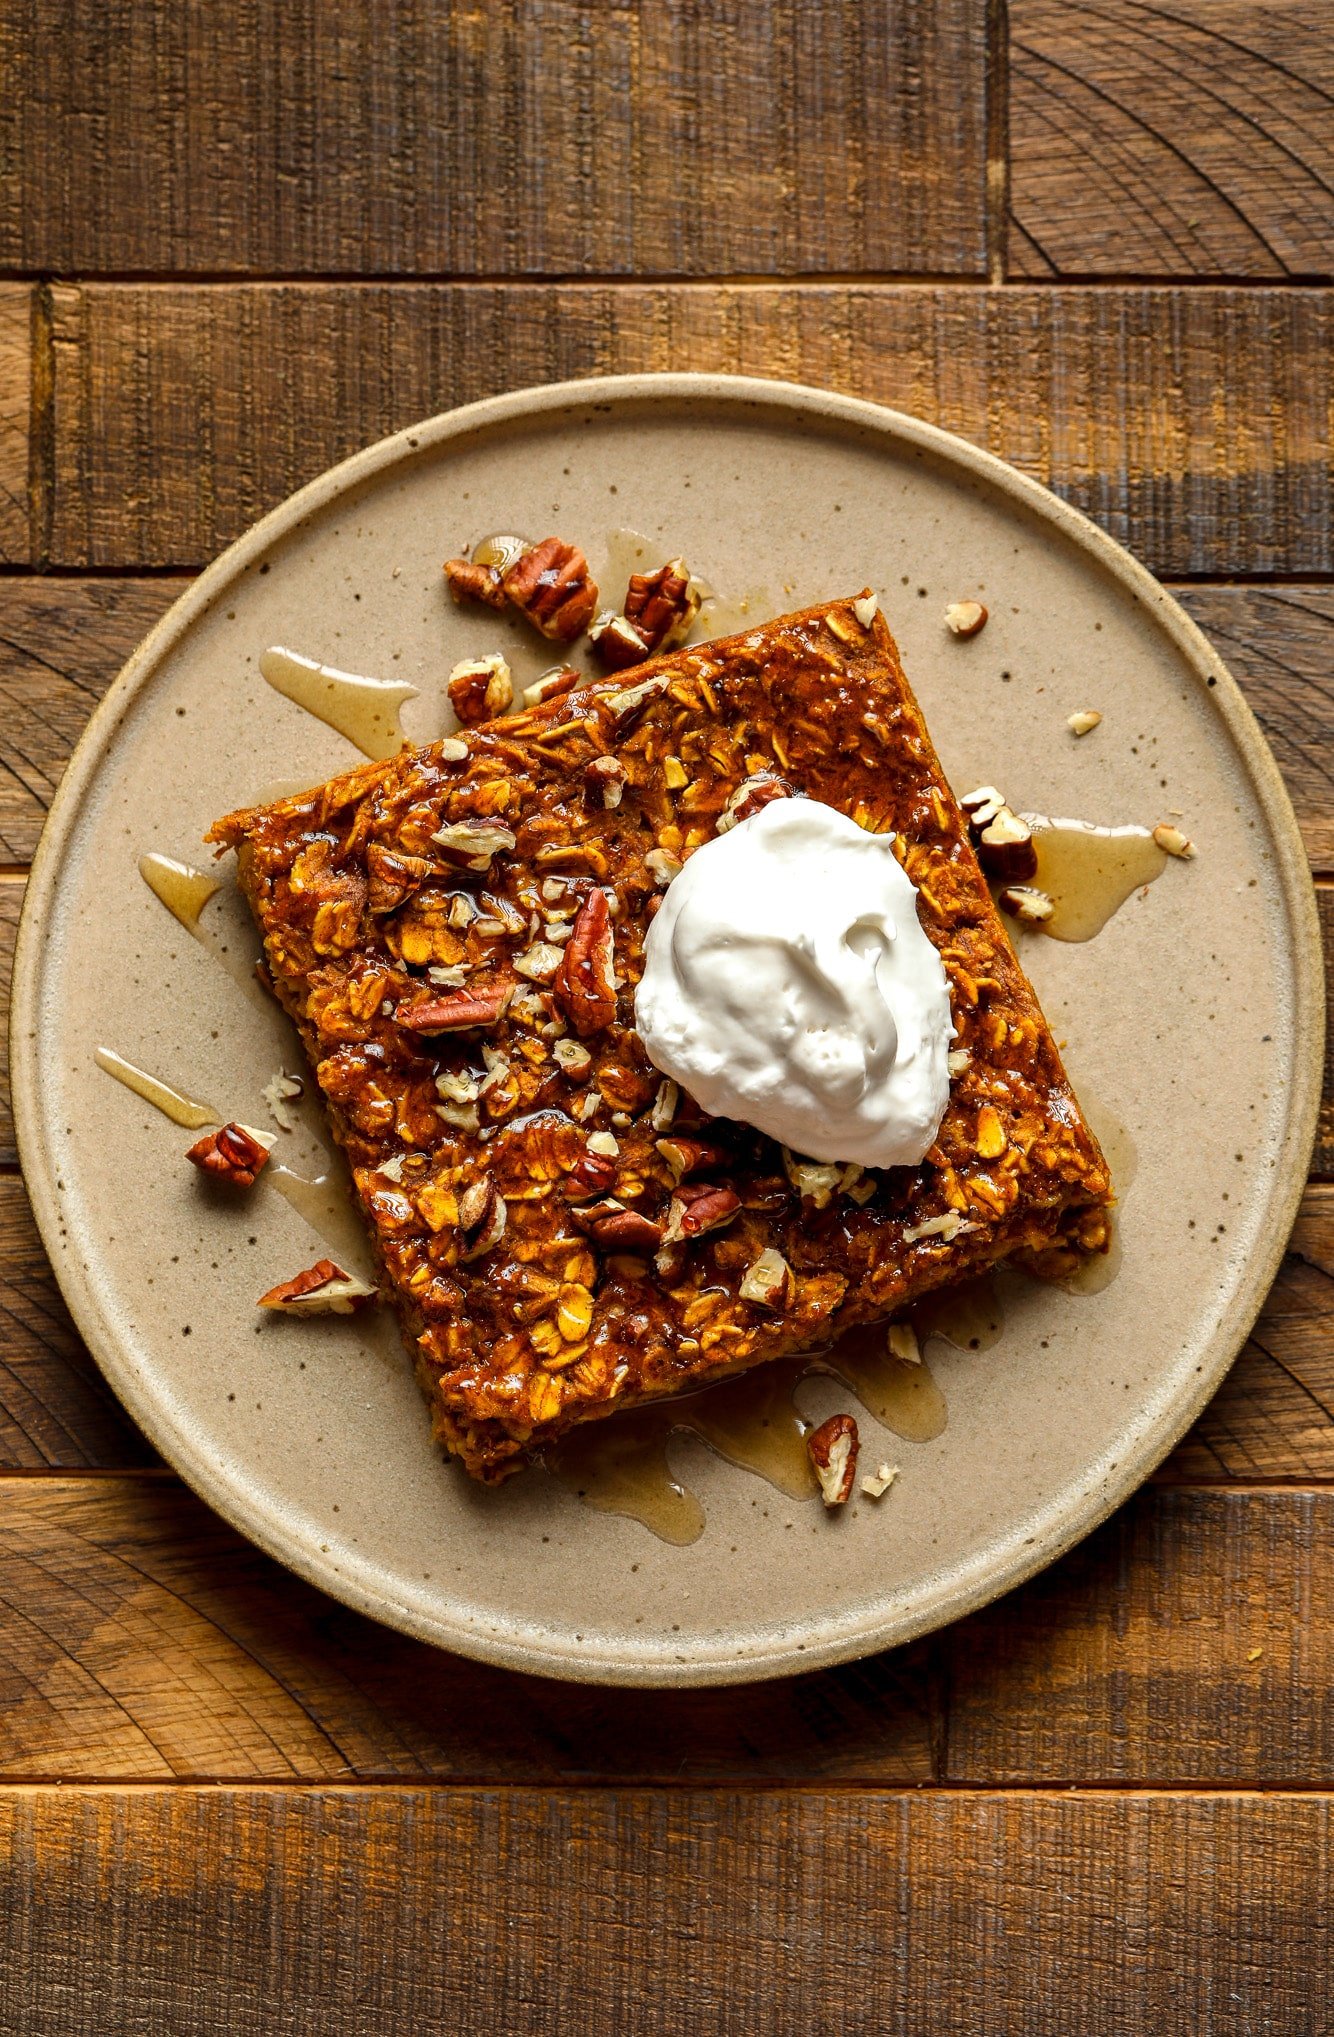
(1153, 822), (1196, 859)
(258, 1258), (376, 1314)
(738, 1247), (793, 1308)
(552, 887), (617, 1038)
(716, 772), (793, 834)
(429, 818), (516, 873)
(807, 1413), (859, 1506)
(944, 599), (988, 638)
(660, 1184), (741, 1244)
(366, 843), (432, 915)
(523, 665), (581, 709)
(502, 537), (599, 642)
(585, 754), (628, 809)
(187, 1121), (270, 1188)
(398, 980), (513, 1033)
(458, 1179), (508, 1260)
(447, 653), (512, 725)
(998, 884), (1053, 924)
(444, 555), (507, 610)
(588, 610), (651, 670)
(655, 1135), (731, 1183)
(588, 1208), (664, 1251)
(959, 786), (1037, 882)
(564, 1149), (620, 1201)
(623, 557), (698, 653)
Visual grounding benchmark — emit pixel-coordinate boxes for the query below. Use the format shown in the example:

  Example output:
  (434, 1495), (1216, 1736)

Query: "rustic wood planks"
(0, 1785), (1329, 2033)
(46, 283), (1334, 573)
(1009, 0), (1334, 278)
(0, 0), (990, 279)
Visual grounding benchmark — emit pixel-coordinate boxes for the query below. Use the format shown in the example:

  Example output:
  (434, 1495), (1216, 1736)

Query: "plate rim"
(12, 370), (1326, 1686)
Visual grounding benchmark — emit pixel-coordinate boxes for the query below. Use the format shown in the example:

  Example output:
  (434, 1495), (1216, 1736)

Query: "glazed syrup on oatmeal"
(1022, 816), (1167, 942)
(259, 646), (417, 760)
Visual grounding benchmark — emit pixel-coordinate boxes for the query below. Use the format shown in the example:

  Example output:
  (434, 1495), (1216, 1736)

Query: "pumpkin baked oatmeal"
(209, 596), (1112, 1481)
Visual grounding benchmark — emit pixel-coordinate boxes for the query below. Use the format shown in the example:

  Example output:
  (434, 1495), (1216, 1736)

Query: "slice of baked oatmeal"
(209, 596), (1111, 1481)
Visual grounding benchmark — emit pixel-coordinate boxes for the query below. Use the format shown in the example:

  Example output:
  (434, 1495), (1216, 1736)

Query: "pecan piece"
(585, 754), (628, 809)
(523, 665), (581, 709)
(660, 1184), (741, 1244)
(588, 610), (651, 670)
(447, 653), (512, 725)
(716, 772), (793, 834)
(738, 1248), (793, 1308)
(398, 981), (513, 1033)
(429, 818), (516, 873)
(187, 1121), (270, 1188)
(258, 1259), (376, 1314)
(959, 786), (1038, 883)
(458, 1179), (508, 1261)
(807, 1413), (859, 1507)
(502, 537), (599, 642)
(945, 599), (988, 638)
(552, 887), (617, 1038)
(655, 1135), (731, 1184)
(589, 1208), (664, 1251)
(623, 556), (698, 654)
(444, 555), (508, 610)
(366, 843), (432, 915)
(564, 1149), (620, 1201)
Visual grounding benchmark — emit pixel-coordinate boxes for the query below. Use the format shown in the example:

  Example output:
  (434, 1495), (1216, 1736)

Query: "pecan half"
(660, 1184), (741, 1244)
(807, 1413), (859, 1506)
(444, 555), (507, 610)
(187, 1121), (270, 1188)
(502, 537), (599, 642)
(623, 556), (698, 653)
(398, 981), (513, 1033)
(552, 888), (617, 1038)
(258, 1259), (376, 1314)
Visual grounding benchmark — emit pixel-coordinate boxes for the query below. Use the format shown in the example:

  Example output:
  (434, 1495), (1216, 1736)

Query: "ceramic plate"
(12, 376), (1323, 1685)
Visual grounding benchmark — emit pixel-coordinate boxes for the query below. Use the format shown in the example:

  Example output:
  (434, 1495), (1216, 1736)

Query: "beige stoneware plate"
(12, 376), (1323, 1686)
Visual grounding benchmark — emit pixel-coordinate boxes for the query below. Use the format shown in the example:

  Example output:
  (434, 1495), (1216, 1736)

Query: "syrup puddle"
(1022, 815), (1167, 941)
(259, 646), (417, 760)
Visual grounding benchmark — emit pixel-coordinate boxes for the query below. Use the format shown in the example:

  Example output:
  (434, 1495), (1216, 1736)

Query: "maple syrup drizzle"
(1023, 815), (1167, 942)
(139, 852), (272, 1016)
(94, 1047), (369, 1270)
(259, 646), (417, 760)
(94, 1047), (218, 1130)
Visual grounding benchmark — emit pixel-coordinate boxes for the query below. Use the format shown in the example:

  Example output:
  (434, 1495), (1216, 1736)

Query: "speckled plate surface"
(12, 376), (1323, 1685)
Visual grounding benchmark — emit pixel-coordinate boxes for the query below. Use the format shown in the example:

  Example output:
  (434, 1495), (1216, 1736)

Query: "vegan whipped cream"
(635, 798), (954, 1168)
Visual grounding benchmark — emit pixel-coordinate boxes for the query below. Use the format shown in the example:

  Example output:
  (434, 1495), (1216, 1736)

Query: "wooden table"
(0, 4), (1331, 2028)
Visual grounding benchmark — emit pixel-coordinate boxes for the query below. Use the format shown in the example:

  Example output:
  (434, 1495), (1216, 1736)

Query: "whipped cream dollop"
(635, 799), (954, 1169)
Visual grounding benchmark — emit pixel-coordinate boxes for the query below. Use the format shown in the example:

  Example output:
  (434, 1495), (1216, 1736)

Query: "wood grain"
(1159, 1188), (1334, 1481)
(1009, 0), (1334, 279)
(1176, 585), (1334, 874)
(0, 0), (989, 280)
(1320, 886), (1334, 1177)
(4, 1480), (1334, 1784)
(47, 283), (1334, 574)
(1, 579), (1332, 868)
(0, 1476), (935, 1783)
(0, 579), (180, 861)
(948, 1486), (1334, 1782)
(0, 287), (32, 565)
(0, 1179), (152, 1469)
(0, 1785), (1329, 2034)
